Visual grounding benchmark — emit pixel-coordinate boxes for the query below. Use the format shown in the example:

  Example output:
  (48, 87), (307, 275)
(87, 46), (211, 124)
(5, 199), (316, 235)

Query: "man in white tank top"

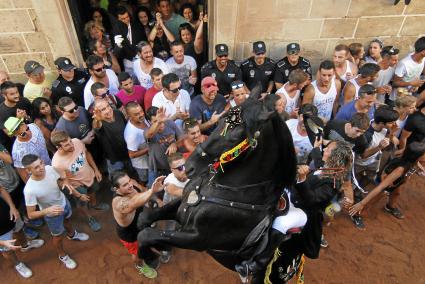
(342, 63), (380, 105)
(276, 69), (309, 118)
(333, 44), (358, 83)
(303, 60), (341, 121)
(372, 46), (399, 103)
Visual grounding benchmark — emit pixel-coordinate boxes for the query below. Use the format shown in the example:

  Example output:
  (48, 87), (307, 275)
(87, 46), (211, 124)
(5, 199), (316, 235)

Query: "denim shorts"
(44, 199), (72, 237)
(0, 229), (14, 252)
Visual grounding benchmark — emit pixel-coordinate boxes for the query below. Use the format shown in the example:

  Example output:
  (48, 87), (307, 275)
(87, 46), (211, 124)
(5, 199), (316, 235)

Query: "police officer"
(274, 43), (312, 90)
(240, 41), (275, 93)
(51, 57), (90, 107)
(200, 44), (242, 97)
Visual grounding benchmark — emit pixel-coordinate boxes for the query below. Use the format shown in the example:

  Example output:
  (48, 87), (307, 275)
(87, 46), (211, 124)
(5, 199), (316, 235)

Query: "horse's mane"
(240, 97), (264, 139)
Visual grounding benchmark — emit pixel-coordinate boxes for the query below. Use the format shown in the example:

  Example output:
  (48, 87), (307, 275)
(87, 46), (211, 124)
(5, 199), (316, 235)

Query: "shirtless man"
(111, 171), (165, 279)
(333, 44), (358, 83)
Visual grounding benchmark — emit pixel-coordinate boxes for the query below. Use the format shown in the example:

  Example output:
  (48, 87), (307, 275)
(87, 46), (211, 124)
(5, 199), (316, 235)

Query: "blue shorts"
(0, 229), (14, 252)
(44, 199), (72, 237)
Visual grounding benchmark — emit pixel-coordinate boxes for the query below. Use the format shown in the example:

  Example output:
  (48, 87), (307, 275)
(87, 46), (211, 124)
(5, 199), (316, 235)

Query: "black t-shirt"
(323, 119), (367, 155)
(0, 196), (15, 235)
(404, 110), (425, 145)
(0, 98), (32, 151)
(274, 56), (312, 85)
(240, 57), (275, 92)
(51, 69), (90, 107)
(200, 60), (242, 96)
(95, 110), (128, 162)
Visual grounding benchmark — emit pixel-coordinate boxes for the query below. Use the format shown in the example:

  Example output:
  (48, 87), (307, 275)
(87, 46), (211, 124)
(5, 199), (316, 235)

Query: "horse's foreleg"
(138, 227), (203, 266)
(137, 198), (182, 231)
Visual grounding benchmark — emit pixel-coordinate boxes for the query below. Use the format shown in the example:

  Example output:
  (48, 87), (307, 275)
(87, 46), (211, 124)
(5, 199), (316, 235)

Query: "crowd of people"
(1, 0), (425, 281)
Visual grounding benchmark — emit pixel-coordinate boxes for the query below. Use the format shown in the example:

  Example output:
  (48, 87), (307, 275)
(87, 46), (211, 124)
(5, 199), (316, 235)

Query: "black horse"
(137, 89), (297, 281)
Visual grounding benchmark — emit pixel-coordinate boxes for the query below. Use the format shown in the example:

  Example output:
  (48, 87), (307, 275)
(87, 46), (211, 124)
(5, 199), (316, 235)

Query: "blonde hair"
(395, 95), (416, 108)
(84, 20), (105, 39)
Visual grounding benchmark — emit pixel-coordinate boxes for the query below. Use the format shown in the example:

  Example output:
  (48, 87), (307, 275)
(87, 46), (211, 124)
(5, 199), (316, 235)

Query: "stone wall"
(210, 0), (425, 71)
(0, 0), (82, 83)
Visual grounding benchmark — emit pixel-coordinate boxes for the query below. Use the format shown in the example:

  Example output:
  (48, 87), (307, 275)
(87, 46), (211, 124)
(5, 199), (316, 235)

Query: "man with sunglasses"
(274, 43), (312, 90)
(240, 41), (275, 94)
(189, 76), (226, 135)
(160, 152), (190, 262)
(55, 97), (95, 145)
(226, 80), (248, 110)
(200, 44), (242, 97)
(152, 73), (190, 130)
(83, 55), (120, 110)
(89, 82), (124, 115)
(4, 117), (51, 183)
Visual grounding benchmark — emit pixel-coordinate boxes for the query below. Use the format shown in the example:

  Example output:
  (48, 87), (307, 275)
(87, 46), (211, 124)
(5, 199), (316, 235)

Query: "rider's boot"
(235, 229), (286, 279)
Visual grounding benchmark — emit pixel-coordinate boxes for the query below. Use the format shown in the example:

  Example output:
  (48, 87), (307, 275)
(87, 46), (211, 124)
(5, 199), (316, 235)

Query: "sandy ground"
(1, 175), (424, 284)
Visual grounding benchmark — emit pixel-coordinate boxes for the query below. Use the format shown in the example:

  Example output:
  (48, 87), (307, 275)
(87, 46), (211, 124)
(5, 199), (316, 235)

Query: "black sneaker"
(384, 205), (405, 219)
(351, 215), (366, 230)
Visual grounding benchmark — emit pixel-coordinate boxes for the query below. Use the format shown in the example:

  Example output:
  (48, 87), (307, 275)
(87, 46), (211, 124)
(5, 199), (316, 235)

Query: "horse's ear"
(249, 83), (262, 100)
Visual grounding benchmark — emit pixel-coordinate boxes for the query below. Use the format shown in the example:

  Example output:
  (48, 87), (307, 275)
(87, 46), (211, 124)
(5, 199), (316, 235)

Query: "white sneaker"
(21, 239), (45, 252)
(15, 262), (33, 278)
(67, 230), (89, 241)
(59, 254), (77, 269)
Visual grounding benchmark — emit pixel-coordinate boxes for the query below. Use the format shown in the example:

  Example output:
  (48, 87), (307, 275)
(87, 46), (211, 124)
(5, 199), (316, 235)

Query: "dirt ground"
(1, 175), (424, 284)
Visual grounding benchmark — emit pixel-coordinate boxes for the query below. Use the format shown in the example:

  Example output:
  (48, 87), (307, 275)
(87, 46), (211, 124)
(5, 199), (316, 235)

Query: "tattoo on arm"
(118, 198), (130, 212)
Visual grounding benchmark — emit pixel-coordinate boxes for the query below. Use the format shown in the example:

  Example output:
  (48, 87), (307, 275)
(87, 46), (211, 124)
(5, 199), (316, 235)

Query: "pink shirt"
(115, 85), (146, 106)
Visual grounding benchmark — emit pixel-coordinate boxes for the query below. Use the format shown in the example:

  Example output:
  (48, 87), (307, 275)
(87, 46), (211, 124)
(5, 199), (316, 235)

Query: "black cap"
(381, 46), (400, 57)
(253, 41), (266, 55)
(54, 57), (75, 71)
(24, 60), (44, 75)
(215, 44), (229, 57)
(287, 43), (300, 55)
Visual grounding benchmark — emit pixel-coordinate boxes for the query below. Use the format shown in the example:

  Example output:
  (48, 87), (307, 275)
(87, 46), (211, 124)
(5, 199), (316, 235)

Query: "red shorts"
(120, 239), (138, 256)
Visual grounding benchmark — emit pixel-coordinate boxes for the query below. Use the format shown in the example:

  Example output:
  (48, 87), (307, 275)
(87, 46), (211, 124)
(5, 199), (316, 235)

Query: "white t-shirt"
(276, 83), (300, 115)
(391, 53), (425, 100)
(124, 120), (149, 169)
(372, 66), (395, 103)
(339, 60), (353, 82)
(163, 173), (189, 204)
(24, 166), (67, 215)
(285, 119), (312, 163)
(311, 79), (338, 121)
(355, 127), (387, 166)
(166, 55), (197, 95)
(133, 57), (169, 89)
(83, 69), (120, 109)
(152, 89), (191, 129)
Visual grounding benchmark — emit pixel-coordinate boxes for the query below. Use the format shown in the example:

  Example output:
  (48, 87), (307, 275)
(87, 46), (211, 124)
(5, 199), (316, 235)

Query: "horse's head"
(185, 85), (296, 187)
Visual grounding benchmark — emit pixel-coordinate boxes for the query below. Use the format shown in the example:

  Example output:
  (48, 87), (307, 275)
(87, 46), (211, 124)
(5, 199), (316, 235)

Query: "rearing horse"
(137, 89), (297, 278)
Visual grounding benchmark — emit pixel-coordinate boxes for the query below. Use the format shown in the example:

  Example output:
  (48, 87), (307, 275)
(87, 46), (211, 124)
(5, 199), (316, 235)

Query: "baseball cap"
(54, 57), (76, 71)
(24, 60), (44, 75)
(253, 41), (266, 55)
(215, 44), (229, 57)
(381, 46), (400, 57)
(201, 76), (218, 92)
(4, 117), (23, 136)
(287, 43), (300, 55)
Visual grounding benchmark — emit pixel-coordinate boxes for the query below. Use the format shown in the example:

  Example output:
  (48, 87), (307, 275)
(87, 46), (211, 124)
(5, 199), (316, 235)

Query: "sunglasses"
(93, 65), (106, 72)
(203, 83), (217, 89)
(18, 126), (30, 138)
(218, 54), (228, 58)
(256, 52), (265, 56)
(97, 90), (110, 98)
(64, 105), (79, 113)
(172, 164), (185, 171)
(231, 83), (244, 90)
(168, 87), (181, 94)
